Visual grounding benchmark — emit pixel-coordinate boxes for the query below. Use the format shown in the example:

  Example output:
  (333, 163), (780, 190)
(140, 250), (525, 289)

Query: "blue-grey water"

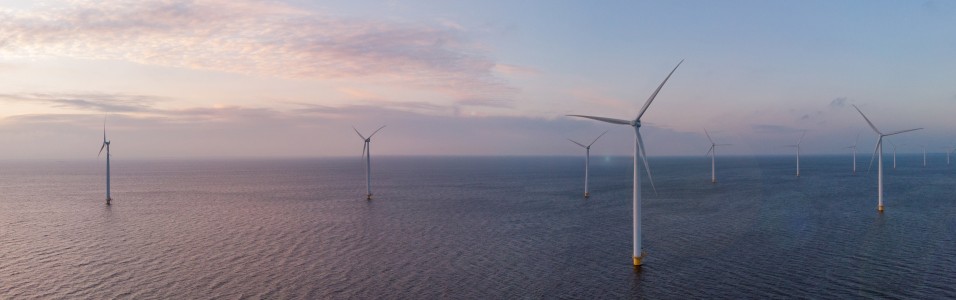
(2, 155), (956, 298)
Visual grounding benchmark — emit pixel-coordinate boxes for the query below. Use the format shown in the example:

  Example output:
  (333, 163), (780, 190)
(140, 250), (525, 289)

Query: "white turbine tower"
(98, 117), (112, 206)
(568, 130), (608, 199)
(567, 59), (682, 266)
(852, 104), (921, 212)
(921, 145), (926, 167)
(847, 133), (859, 174)
(785, 131), (806, 177)
(889, 141), (900, 170)
(353, 125), (386, 200)
(704, 129), (730, 184)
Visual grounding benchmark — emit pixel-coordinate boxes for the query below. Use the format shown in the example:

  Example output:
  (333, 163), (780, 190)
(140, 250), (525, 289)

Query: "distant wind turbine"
(568, 59), (682, 266)
(888, 141), (900, 170)
(353, 125), (386, 200)
(946, 147), (955, 165)
(785, 131), (806, 177)
(98, 116), (112, 206)
(704, 129), (731, 184)
(921, 145), (926, 167)
(847, 133), (859, 174)
(853, 105), (922, 212)
(568, 130), (608, 199)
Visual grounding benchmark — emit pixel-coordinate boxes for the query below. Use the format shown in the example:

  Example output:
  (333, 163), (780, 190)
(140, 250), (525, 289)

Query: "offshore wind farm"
(3, 0), (956, 299)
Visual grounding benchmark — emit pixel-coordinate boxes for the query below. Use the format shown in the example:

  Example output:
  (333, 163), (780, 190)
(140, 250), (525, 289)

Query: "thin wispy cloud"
(0, 93), (161, 112)
(0, 0), (510, 99)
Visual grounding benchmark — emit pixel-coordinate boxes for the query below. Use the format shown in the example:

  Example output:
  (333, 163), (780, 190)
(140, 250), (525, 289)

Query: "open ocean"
(2, 155), (956, 299)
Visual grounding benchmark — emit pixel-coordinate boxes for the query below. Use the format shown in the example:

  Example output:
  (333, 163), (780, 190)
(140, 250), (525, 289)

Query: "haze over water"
(2, 156), (956, 298)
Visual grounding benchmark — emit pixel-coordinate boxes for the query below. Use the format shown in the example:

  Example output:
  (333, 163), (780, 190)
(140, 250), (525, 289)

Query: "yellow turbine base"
(878, 205), (884, 212)
(633, 252), (647, 266)
(367, 194), (372, 200)
(584, 192), (590, 199)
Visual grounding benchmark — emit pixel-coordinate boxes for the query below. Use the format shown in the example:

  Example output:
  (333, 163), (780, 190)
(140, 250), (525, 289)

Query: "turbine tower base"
(584, 192), (590, 199)
(633, 252), (647, 266)
(878, 205), (884, 212)
(366, 194), (372, 200)
(106, 198), (112, 206)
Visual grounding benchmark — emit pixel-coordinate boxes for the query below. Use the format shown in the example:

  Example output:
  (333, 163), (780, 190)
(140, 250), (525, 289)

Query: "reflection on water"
(1, 156), (955, 298)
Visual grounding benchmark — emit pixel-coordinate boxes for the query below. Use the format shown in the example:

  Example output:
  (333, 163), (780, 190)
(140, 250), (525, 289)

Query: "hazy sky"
(1, 0), (955, 159)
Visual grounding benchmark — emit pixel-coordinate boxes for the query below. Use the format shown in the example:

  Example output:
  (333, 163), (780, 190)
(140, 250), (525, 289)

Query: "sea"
(2, 155), (956, 299)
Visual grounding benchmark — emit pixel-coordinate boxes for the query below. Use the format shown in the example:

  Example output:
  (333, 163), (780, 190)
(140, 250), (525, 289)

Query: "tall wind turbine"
(568, 130), (608, 199)
(353, 125), (386, 200)
(567, 59), (682, 266)
(98, 117), (112, 206)
(785, 131), (806, 177)
(704, 129), (731, 184)
(853, 104), (921, 212)
(847, 133), (859, 174)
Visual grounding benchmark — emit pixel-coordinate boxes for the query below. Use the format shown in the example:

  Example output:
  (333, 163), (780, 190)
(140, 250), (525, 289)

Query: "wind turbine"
(704, 129), (731, 184)
(921, 145), (926, 167)
(567, 59), (682, 266)
(568, 130), (608, 199)
(785, 131), (806, 177)
(98, 116), (112, 206)
(852, 104), (922, 212)
(353, 125), (386, 200)
(888, 141), (900, 170)
(847, 133), (859, 174)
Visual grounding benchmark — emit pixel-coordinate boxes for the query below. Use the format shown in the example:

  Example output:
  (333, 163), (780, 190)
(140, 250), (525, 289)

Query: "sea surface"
(2, 155), (956, 299)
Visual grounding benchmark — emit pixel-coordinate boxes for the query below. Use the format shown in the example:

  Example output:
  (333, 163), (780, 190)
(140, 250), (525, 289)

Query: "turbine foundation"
(366, 194), (372, 200)
(584, 192), (590, 199)
(106, 198), (111, 206)
(878, 205), (884, 212)
(633, 251), (647, 266)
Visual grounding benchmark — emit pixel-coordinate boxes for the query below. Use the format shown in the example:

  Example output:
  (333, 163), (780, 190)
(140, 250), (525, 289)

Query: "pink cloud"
(0, 0), (509, 100)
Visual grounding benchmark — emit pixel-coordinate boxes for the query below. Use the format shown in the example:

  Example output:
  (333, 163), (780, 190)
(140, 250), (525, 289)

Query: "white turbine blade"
(867, 137), (881, 173)
(98, 143), (106, 157)
(567, 138), (587, 148)
(797, 130), (806, 145)
(637, 59), (683, 121)
(588, 130), (609, 147)
(884, 128), (922, 136)
(566, 115), (630, 125)
(103, 116), (107, 142)
(718, 144), (732, 146)
(361, 142), (367, 159)
(851, 104), (883, 135)
(705, 145), (714, 156)
(352, 126), (366, 140)
(704, 128), (715, 144)
(368, 125), (387, 138)
(636, 131), (658, 195)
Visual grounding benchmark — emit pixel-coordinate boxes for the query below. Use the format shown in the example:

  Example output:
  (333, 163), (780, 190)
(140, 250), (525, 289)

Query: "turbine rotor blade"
(852, 104), (883, 135)
(637, 59), (683, 121)
(884, 128), (922, 136)
(797, 130), (806, 145)
(566, 115), (631, 125)
(362, 142), (367, 159)
(588, 130), (609, 147)
(368, 125), (387, 138)
(636, 130), (657, 195)
(705, 145), (714, 156)
(567, 138), (587, 148)
(867, 137), (881, 173)
(98, 143), (106, 157)
(704, 128), (715, 144)
(352, 126), (367, 140)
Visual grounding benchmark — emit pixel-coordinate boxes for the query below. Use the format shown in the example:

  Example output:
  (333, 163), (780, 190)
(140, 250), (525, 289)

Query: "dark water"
(2, 155), (956, 299)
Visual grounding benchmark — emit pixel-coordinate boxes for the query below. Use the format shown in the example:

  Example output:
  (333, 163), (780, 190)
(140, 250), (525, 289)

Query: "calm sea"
(2, 155), (956, 299)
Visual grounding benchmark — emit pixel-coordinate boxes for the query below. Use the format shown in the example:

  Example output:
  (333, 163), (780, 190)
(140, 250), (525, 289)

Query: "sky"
(1, 0), (955, 159)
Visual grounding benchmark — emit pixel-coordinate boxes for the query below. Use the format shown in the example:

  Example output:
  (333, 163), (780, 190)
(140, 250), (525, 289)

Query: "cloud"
(0, 93), (162, 112)
(829, 97), (847, 108)
(0, 0), (510, 100)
